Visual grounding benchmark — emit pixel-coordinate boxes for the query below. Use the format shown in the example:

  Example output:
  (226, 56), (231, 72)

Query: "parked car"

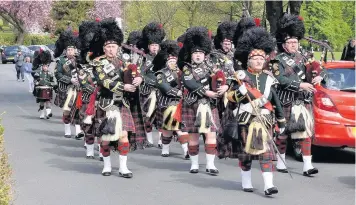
(290, 60), (356, 160)
(1, 45), (33, 64)
(27, 45), (55, 61)
(46, 44), (56, 52)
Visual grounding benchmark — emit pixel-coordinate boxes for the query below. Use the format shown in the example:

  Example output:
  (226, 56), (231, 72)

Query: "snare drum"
(35, 86), (53, 100)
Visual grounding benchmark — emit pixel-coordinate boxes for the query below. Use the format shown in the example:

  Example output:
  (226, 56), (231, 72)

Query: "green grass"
(311, 52), (342, 61)
(0, 114), (12, 205)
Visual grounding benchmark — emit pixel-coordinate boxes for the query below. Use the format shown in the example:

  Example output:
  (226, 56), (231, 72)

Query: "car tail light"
(314, 90), (338, 112)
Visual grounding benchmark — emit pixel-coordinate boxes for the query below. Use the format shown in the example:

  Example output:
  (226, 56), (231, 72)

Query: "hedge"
(0, 113), (12, 205)
(0, 32), (57, 46)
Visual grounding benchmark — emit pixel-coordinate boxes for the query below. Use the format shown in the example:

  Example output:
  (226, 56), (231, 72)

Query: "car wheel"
(2, 61), (6, 64)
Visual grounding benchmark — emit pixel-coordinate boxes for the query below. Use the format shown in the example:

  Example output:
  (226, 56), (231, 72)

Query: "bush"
(0, 32), (57, 45)
(0, 113), (12, 205)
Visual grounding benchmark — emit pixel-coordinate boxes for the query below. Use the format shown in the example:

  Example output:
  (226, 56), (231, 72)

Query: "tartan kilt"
(217, 102), (240, 159)
(235, 124), (276, 162)
(155, 107), (164, 130)
(129, 98), (147, 151)
(54, 90), (67, 108)
(139, 93), (157, 130)
(94, 106), (106, 138)
(68, 105), (81, 125)
(181, 101), (221, 133)
(119, 105), (136, 132)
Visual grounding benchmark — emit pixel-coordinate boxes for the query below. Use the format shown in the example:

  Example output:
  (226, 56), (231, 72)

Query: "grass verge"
(0, 112), (12, 205)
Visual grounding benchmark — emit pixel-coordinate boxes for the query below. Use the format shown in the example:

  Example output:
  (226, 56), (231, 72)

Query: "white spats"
(119, 155), (132, 174)
(39, 110), (45, 119)
(181, 143), (188, 155)
(86, 144), (94, 157)
(98, 144), (103, 158)
(276, 153), (287, 170)
(157, 132), (162, 146)
(262, 172), (275, 191)
(102, 156), (112, 173)
(45, 108), (52, 117)
(190, 155), (199, 170)
(161, 144), (170, 155)
(241, 170), (253, 189)
(303, 155), (314, 171)
(75, 124), (82, 135)
(206, 154), (217, 170)
(146, 132), (153, 144)
(64, 124), (71, 136)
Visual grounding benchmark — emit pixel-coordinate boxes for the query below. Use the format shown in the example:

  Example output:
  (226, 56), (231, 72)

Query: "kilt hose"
(275, 103), (313, 156)
(79, 103), (95, 145)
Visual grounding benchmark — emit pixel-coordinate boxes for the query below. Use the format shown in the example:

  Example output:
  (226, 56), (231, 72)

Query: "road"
(0, 63), (355, 205)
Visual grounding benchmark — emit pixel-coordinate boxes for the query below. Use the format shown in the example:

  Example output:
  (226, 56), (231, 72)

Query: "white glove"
(71, 77), (79, 85)
(279, 127), (285, 134)
(236, 70), (246, 80)
(238, 83), (248, 95)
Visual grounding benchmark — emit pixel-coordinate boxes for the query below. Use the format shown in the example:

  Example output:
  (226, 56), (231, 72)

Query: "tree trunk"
(16, 31), (26, 45)
(266, 0), (283, 36)
(289, 0), (303, 15)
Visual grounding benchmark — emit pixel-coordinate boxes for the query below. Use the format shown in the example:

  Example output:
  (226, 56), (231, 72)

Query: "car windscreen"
(4, 46), (19, 55)
(323, 68), (355, 92)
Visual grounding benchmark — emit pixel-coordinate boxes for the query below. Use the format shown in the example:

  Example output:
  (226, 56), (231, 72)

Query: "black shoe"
(276, 168), (288, 173)
(119, 172), (133, 178)
(99, 157), (103, 161)
(184, 153), (190, 160)
(86, 156), (95, 159)
(48, 113), (52, 117)
(206, 169), (219, 176)
(243, 188), (254, 192)
(22, 79), (25, 82)
(75, 132), (85, 140)
(190, 169), (199, 174)
(264, 187), (278, 196)
(102, 172), (111, 176)
(64, 135), (71, 138)
(161, 153), (169, 157)
(303, 168), (318, 176)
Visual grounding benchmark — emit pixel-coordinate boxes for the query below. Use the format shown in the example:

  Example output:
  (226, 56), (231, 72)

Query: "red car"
(290, 61), (355, 160)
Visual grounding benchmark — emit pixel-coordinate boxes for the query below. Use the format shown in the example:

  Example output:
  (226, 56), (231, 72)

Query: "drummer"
(33, 50), (56, 119)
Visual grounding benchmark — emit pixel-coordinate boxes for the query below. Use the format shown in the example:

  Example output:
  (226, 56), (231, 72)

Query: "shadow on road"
(45, 158), (101, 175)
(26, 128), (63, 138)
(39, 138), (84, 149)
(41, 147), (86, 158)
(313, 147), (355, 164)
(338, 176), (355, 189)
(131, 154), (190, 172)
(169, 173), (270, 198)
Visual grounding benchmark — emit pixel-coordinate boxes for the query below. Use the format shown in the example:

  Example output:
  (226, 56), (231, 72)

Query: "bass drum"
(35, 86), (53, 100)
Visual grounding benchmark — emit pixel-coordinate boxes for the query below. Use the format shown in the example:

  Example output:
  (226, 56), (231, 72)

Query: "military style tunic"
(33, 69), (55, 103)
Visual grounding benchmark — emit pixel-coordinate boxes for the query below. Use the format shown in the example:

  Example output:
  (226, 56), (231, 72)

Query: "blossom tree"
(0, 0), (53, 44)
(87, 0), (123, 28)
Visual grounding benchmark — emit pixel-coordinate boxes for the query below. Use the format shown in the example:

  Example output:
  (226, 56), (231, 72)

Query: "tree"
(51, 1), (94, 35)
(87, 0), (122, 20)
(301, 1), (353, 51)
(0, 1), (53, 44)
(266, 1), (283, 35)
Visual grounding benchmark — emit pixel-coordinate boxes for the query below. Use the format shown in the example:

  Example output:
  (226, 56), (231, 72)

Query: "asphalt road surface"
(0, 63), (355, 205)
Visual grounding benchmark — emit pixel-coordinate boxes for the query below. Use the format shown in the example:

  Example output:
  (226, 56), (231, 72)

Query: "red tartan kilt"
(236, 124), (277, 162)
(155, 107), (164, 129)
(181, 101), (221, 133)
(129, 101), (147, 150)
(119, 106), (135, 132)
